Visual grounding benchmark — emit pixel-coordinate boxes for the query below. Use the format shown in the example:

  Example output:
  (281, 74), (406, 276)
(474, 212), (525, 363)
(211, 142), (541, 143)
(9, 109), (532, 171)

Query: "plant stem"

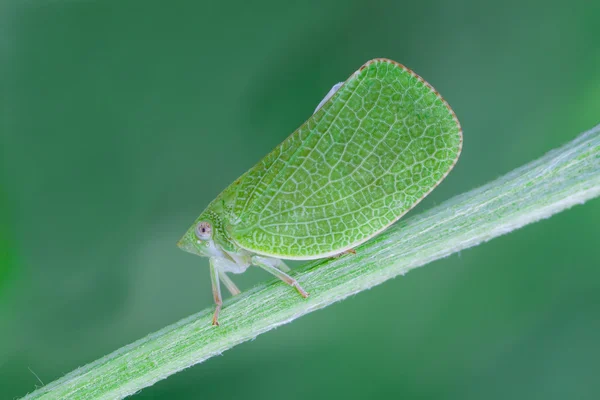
(22, 125), (600, 399)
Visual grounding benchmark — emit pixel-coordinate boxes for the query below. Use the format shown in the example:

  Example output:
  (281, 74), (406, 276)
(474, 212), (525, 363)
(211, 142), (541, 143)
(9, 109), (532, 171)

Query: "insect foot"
(293, 281), (309, 298)
(333, 248), (357, 258)
(212, 305), (221, 326)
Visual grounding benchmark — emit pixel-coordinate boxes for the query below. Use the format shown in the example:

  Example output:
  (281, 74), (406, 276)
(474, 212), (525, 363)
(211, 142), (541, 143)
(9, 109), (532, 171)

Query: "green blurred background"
(2, 0), (600, 398)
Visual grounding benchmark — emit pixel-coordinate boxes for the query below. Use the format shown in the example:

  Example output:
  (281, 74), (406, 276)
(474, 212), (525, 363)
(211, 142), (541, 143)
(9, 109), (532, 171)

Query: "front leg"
(218, 271), (241, 296)
(208, 257), (223, 326)
(209, 257), (246, 325)
(252, 255), (309, 298)
(211, 257), (243, 295)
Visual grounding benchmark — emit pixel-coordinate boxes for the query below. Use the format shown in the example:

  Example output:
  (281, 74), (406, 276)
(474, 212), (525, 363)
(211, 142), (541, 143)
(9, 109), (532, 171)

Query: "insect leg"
(274, 259), (291, 272)
(252, 255), (309, 298)
(313, 82), (344, 114)
(218, 271), (241, 296)
(209, 257), (223, 326)
(211, 257), (243, 296)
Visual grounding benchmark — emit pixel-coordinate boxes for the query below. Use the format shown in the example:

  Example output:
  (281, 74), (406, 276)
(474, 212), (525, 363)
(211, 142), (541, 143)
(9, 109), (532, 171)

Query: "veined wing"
(221, 66), (359, 218)
(230, 59), (462, 259)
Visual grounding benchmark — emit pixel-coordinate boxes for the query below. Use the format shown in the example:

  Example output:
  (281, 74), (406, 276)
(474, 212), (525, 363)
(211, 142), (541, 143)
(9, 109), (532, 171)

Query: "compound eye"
(195, 221), (212, 240)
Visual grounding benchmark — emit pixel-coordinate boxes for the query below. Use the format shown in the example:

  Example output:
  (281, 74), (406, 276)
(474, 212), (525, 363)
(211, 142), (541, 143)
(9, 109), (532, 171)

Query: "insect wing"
(230, 59), (462, 259)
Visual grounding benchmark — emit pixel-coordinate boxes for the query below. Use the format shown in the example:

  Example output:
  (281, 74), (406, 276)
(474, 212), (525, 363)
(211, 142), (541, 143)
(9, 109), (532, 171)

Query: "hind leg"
(252, 255), (309, 298)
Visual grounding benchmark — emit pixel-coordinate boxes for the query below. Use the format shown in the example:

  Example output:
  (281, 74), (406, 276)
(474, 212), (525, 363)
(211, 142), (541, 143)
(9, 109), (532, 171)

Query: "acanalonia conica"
(177, 58), (462, 325)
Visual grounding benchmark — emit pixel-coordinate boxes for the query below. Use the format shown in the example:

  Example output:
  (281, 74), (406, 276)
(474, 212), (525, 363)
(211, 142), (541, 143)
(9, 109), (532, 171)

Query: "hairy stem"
(22, 125), (600, 399)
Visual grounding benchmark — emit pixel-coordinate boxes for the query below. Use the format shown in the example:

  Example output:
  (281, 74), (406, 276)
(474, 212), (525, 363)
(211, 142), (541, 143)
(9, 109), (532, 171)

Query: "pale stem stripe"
(22, 124), (600, 399)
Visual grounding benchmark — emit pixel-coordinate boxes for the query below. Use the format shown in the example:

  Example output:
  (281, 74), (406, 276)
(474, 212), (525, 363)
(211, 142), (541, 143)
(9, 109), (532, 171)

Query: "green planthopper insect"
(177, 58), (462, 325)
